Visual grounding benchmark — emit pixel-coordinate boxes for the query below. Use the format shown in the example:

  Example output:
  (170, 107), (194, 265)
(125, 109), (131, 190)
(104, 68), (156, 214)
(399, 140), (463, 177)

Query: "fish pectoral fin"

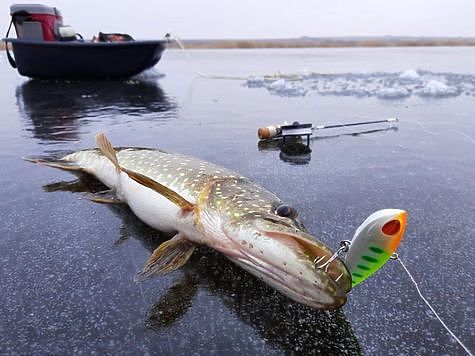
(95, 132), (194, 211)
(134, 233), (195, 282)
(87, 190), (124, 204)
(123, 168), (195, 211)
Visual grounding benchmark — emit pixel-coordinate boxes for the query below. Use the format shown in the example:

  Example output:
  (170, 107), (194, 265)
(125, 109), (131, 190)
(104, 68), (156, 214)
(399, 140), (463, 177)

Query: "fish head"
(226, 214), (352, 309)
(196, 178), (351, 310)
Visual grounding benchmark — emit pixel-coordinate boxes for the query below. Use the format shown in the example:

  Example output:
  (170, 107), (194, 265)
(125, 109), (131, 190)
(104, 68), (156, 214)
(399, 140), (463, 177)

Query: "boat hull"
(3, 39), (167, 79)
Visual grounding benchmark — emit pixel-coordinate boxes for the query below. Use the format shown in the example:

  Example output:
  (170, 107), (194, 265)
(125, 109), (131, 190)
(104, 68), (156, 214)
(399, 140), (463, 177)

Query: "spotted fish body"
(64, 148), (255, 234)
(39, 140), (351, 309)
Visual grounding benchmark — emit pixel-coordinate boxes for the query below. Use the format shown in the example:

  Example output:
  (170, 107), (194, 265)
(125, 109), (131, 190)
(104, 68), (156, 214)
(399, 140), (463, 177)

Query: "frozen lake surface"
(0, 47), (474, 355)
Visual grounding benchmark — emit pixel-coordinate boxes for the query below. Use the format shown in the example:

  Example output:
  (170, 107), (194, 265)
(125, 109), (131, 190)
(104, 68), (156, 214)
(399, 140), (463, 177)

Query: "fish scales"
(29, 135), (407, 310)
(30, 135), (353, 310)
(64, 148), (279, 210)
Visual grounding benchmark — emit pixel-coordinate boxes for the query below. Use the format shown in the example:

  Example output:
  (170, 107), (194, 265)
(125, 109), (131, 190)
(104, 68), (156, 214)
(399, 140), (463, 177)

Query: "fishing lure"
(344, 209), (407, 287)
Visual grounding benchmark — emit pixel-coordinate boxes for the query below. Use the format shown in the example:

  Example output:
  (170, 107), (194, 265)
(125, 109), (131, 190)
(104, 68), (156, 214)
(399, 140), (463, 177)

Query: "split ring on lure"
(344, 209), (407, 287)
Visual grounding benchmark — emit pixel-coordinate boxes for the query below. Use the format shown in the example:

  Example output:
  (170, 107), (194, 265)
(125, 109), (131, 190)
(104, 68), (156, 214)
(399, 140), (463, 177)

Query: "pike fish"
(28, 133), (351, 309)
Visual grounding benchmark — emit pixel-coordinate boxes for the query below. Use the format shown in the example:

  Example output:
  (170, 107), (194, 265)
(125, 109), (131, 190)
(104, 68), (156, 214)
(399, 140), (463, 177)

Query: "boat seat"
(10, 4), (64, 41)
(14, 21), (44, 40)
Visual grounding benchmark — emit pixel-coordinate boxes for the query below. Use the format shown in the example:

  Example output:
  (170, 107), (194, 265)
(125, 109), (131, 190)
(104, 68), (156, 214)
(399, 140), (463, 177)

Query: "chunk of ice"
(269, 79), (287, 90)
(244, 70), (473, 99)
(246, 76), (265, 88)
(377, 87), (411, 99)
(417, 80), (459, 97)
(399, 70), (420, 80)
(268, 79), (307, 96)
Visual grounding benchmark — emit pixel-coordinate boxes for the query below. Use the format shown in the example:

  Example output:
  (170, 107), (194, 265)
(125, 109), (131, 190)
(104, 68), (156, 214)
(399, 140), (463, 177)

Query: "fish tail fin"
(23, 157), (84, 172)
(96, 133), (121, 173)
(134, 233), (195, 282)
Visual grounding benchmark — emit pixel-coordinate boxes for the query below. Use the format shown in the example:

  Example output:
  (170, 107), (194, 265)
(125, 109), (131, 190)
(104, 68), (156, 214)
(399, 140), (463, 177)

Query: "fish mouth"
(230, 255), (347, 310)
(222, 222), (351, 309)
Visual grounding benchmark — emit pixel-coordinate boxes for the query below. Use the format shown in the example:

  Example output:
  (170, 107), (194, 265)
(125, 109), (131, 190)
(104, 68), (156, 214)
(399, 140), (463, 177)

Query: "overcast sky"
(3, 0), (475, 40)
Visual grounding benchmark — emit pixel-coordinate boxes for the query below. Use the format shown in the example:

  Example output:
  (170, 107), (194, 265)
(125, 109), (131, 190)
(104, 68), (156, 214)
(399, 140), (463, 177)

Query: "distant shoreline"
(2, 37), (475, 50)
(170, 37), (475, 49)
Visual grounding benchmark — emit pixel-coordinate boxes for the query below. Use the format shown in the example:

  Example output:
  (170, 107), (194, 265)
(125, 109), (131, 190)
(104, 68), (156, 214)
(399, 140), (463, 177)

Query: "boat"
(3, 4), (167, 79)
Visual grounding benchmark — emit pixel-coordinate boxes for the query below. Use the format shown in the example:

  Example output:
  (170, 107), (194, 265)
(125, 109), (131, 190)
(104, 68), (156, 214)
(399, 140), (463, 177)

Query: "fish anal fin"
(123, 168), (195, 211)
(134, 233), (195, 282)
(96, 133), (120, 173)
(24, 158), (84, 172)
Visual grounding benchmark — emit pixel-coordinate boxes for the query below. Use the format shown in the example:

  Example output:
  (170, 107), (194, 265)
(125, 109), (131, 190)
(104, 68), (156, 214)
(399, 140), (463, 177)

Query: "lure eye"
(382, 219), (401, 235)
(275, 204), (298, 218)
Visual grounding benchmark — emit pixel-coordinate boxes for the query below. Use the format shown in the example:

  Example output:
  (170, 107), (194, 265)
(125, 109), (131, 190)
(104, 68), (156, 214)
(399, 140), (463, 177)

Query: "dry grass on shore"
(1, 42), (12, 50)
(2, 37), (475, 50)
(169, 37), (475, 49)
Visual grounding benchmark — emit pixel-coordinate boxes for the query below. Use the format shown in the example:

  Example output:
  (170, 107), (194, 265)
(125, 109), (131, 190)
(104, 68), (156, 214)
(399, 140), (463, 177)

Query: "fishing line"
(319, 117), (474, 147)
(170, 36), (473, 353)
(169, 34), (475, 148)
(392, 253), (473, 356)
(168, 34), (253, 80)
(405, 120), (475, 145)
(167, 34), (301, 81)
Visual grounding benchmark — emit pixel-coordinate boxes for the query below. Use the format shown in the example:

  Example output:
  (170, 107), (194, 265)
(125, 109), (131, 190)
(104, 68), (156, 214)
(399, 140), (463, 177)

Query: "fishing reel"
(257, 118), (399, 165)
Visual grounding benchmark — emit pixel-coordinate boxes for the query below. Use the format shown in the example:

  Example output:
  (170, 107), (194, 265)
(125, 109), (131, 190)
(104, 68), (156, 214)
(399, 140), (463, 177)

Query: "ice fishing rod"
(258, 118), (399, 140)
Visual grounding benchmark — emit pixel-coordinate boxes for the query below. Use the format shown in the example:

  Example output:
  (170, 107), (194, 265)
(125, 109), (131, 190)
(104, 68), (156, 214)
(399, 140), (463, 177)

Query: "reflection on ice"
(245, 70), (475, 99)
(16, 79), (177, 142)
(38, 174), (362, 355)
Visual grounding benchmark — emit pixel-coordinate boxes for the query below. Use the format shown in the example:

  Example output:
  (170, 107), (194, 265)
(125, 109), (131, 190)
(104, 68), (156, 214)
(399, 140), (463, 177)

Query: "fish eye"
(275, 204), (298, 218)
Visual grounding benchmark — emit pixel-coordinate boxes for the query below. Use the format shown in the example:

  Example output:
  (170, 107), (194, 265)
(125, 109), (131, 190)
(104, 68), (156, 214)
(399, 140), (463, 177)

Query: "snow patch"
(268, 79), (307, 97)
(417, 80), (459, 97)
(377, 87), (411, 99)
(244, 70), (474, 99)
(399, 69), (420, 81)
(246, 76), (266, 88)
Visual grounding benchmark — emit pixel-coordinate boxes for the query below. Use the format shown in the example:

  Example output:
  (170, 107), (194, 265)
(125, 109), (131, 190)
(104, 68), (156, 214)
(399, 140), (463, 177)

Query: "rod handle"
(258, 125), (282, 139)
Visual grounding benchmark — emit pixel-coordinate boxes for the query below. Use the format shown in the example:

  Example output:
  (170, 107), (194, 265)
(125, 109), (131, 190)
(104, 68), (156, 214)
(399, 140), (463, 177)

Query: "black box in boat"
(3, 4), (167, 79)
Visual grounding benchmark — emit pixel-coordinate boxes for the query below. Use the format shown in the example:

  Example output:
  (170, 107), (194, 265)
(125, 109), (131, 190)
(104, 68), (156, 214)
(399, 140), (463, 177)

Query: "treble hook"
(314, 240), (351, 271)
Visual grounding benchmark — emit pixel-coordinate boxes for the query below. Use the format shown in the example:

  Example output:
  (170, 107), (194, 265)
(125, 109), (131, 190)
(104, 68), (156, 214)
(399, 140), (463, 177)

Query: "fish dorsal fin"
(96, 133), (121, 172)
(95, 132), (194, 211)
